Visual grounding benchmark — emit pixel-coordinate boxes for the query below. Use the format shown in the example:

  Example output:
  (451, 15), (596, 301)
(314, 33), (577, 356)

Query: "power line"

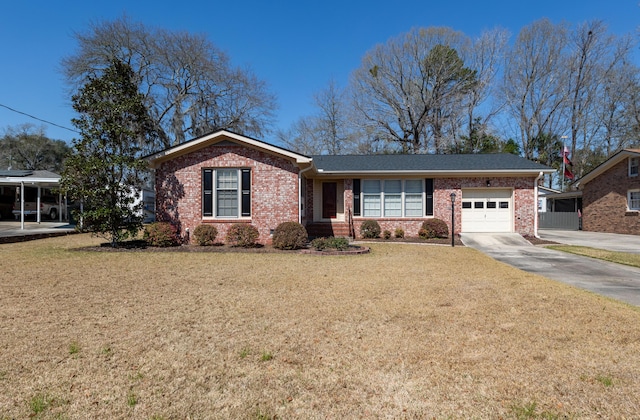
(0, 103), (79, 134)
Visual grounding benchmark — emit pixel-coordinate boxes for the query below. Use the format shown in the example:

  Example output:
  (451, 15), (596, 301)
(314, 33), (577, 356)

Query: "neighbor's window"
(360, 179), (425, 217)
(629, 157), (639, 177)
(203, 168), (251, 218)
(629, 190), (640, 211)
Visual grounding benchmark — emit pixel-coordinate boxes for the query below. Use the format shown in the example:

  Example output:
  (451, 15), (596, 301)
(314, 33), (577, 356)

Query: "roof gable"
(146, 129), (312, 168)
(577, 149), (640, 186)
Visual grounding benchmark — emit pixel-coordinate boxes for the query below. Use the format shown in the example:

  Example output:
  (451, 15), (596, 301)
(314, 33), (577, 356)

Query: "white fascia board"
(147, 130), (311, 168)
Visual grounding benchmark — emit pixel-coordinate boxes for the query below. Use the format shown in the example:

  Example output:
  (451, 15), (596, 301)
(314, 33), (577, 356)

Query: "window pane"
(405, 180), (422, 194)
(499, 201), (509, 209)
(474, 202), (484, 209)
(363, 180), (380, 193)
(630, 191), (640, 210)
(217, 170), (238, 189)
(363, 195), (381, 217)
(217, 191), (238, 217)
(487, 201), (497, 209)
(462, 202), (472, 209)
(384, 180), (401, 194)
(384, 194), (402, 217)
(405, 194), (423, 216)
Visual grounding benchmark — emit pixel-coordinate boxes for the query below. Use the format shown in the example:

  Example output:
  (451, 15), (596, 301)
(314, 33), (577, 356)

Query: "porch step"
(306, 222), (352, 238)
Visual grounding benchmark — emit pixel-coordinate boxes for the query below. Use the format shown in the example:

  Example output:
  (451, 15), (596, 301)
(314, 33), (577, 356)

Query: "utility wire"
(0, 103), (79, 134)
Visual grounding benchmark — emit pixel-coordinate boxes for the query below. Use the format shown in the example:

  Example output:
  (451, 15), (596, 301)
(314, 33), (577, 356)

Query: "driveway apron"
(461, 233), (640, 307)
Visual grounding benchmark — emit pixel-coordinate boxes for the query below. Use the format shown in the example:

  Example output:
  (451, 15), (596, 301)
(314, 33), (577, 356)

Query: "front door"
(322, 182), (337, 219)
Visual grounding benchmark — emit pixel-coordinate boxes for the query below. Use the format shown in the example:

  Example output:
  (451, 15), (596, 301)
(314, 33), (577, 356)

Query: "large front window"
(360, 179), (425, 217)
(203, 168), (251, 218)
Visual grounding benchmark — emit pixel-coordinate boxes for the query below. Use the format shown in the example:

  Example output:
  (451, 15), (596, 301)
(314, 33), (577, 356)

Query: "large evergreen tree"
(61, 59), (158, 247)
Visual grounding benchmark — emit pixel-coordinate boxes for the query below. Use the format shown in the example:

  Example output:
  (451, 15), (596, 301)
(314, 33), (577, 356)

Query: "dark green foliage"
(394, 227), (405, 238)
(226, 223), (259, 247)
(193, 224), (218, 246)
(382, 230), (392, 239)
(61, 59), (158, 247)
(310, 236), (350, 251)
(419, 219), (449, 239)
(360, 220), (381, 239)
(272, 221), (308, 250)
(144, 222), (180, 247)
(0, 125), (71, 172)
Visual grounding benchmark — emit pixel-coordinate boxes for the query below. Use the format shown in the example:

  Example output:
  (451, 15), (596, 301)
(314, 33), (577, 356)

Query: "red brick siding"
(342, 176), (537, 237)
(155, 144), (300, 244)
(582, 160), (640, 235)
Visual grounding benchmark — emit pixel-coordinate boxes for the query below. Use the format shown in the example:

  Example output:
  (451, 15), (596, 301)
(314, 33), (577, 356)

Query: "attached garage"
(461, 189), (513, 233)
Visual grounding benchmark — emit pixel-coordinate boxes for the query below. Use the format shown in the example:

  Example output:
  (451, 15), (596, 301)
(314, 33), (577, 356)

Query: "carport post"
(450, 192), (456, 247)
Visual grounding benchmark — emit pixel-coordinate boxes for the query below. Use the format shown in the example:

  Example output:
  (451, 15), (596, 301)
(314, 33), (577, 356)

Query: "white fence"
(538, 212), (580, 230)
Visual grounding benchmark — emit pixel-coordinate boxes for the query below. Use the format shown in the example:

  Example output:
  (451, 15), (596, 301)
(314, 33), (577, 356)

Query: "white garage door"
(461, 189), (513, 233)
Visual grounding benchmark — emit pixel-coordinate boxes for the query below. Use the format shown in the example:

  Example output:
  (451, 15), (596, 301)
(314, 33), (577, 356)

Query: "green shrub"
(272, 221), (308, 250)
(394, 227), (405, 238)
(311, 236), (350, 251)
(360, 220), (381, 239)
(382, 229), (392, 239)
(419, 218), (449, 239)
(226, 223), (260, 247)
(144, 222), (180, 247)
(193, 224), (218, 246)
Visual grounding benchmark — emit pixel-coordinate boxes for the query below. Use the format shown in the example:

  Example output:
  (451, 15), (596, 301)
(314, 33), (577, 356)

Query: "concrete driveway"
(460, 232), (640, 307)
(538, 230), (640, 254)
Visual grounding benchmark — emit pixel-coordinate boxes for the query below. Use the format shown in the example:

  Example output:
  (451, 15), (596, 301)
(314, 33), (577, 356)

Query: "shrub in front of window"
(360, 220), (381, 239)
(419, 218), (449, 239)
(394, 227), (405, 238)
(193, 224), (218, 246)
(144, 222), (181, 247)
(226, 223), (260, 247)
(272, 221), (308, 250)
(311, 236), (350, 251)
(382, 229), (392, 239)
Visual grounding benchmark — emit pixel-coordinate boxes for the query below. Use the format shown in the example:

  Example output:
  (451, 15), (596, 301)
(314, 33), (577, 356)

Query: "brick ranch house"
(576, 149), (640, 235)
(146, 130), (554, 244)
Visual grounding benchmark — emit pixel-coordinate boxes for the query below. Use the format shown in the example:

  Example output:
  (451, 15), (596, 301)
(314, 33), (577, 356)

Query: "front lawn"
(1, 235), (639, 418)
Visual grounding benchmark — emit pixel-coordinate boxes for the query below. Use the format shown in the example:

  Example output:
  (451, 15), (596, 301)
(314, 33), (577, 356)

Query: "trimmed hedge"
(144, 222), (181, 247)
(193, 224), (218, 246)
(226, 223), (260, 247)
(272, 221), (308, 250)
(310, 236), (350, 251)
(419, 218), (449, 239)
(360, 220), (381, 239)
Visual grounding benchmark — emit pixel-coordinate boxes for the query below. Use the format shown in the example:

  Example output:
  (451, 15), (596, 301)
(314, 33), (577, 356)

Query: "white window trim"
(628, 189), (640, 211)
(361, 179), (425, 218)
(203, 168), (250, 219)
(629, 157), (639, 177)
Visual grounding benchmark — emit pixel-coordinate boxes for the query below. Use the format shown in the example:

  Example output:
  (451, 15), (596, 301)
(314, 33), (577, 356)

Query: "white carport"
(0, 170), (64, 229)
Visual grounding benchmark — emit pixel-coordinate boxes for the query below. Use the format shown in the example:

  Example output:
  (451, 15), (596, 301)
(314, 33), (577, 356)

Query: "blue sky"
(1, 0), (638, 147)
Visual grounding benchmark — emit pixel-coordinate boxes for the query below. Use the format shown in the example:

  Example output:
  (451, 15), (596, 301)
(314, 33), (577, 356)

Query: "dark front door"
(322, 182), (337, 219)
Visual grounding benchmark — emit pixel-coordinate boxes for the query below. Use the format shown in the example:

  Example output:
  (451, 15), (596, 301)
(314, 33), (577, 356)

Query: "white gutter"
(298, 165), (313, 224)
(534, 171), (543, 238)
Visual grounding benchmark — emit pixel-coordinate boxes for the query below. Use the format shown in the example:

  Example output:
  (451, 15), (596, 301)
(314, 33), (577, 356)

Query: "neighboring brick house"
(577, 149), (640, 235)
(147, 130), (554, 244)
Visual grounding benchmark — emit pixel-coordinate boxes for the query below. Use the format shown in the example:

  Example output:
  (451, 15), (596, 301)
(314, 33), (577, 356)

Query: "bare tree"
(501, 19), (569, 160)
(62, 16), (277, 152)
(350, 27), (478, 153)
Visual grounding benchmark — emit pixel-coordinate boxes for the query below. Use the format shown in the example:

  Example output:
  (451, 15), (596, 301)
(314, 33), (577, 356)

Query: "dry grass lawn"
(1, 234), (640, 419)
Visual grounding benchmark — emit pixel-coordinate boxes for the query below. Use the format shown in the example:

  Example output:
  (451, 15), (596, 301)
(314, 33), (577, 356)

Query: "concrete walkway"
(461, 232), (640, 307)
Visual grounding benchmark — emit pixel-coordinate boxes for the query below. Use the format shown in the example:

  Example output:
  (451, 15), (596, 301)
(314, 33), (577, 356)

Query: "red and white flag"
(562, 146), (574, 179)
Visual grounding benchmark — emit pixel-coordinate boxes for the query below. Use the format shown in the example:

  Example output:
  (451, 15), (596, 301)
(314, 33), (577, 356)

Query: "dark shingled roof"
(311, 153), (552, 173)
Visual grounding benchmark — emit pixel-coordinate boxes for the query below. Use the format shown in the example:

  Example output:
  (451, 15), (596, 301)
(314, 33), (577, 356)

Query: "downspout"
(298, 165), (313, 224)
(534, 171), (543, 238)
